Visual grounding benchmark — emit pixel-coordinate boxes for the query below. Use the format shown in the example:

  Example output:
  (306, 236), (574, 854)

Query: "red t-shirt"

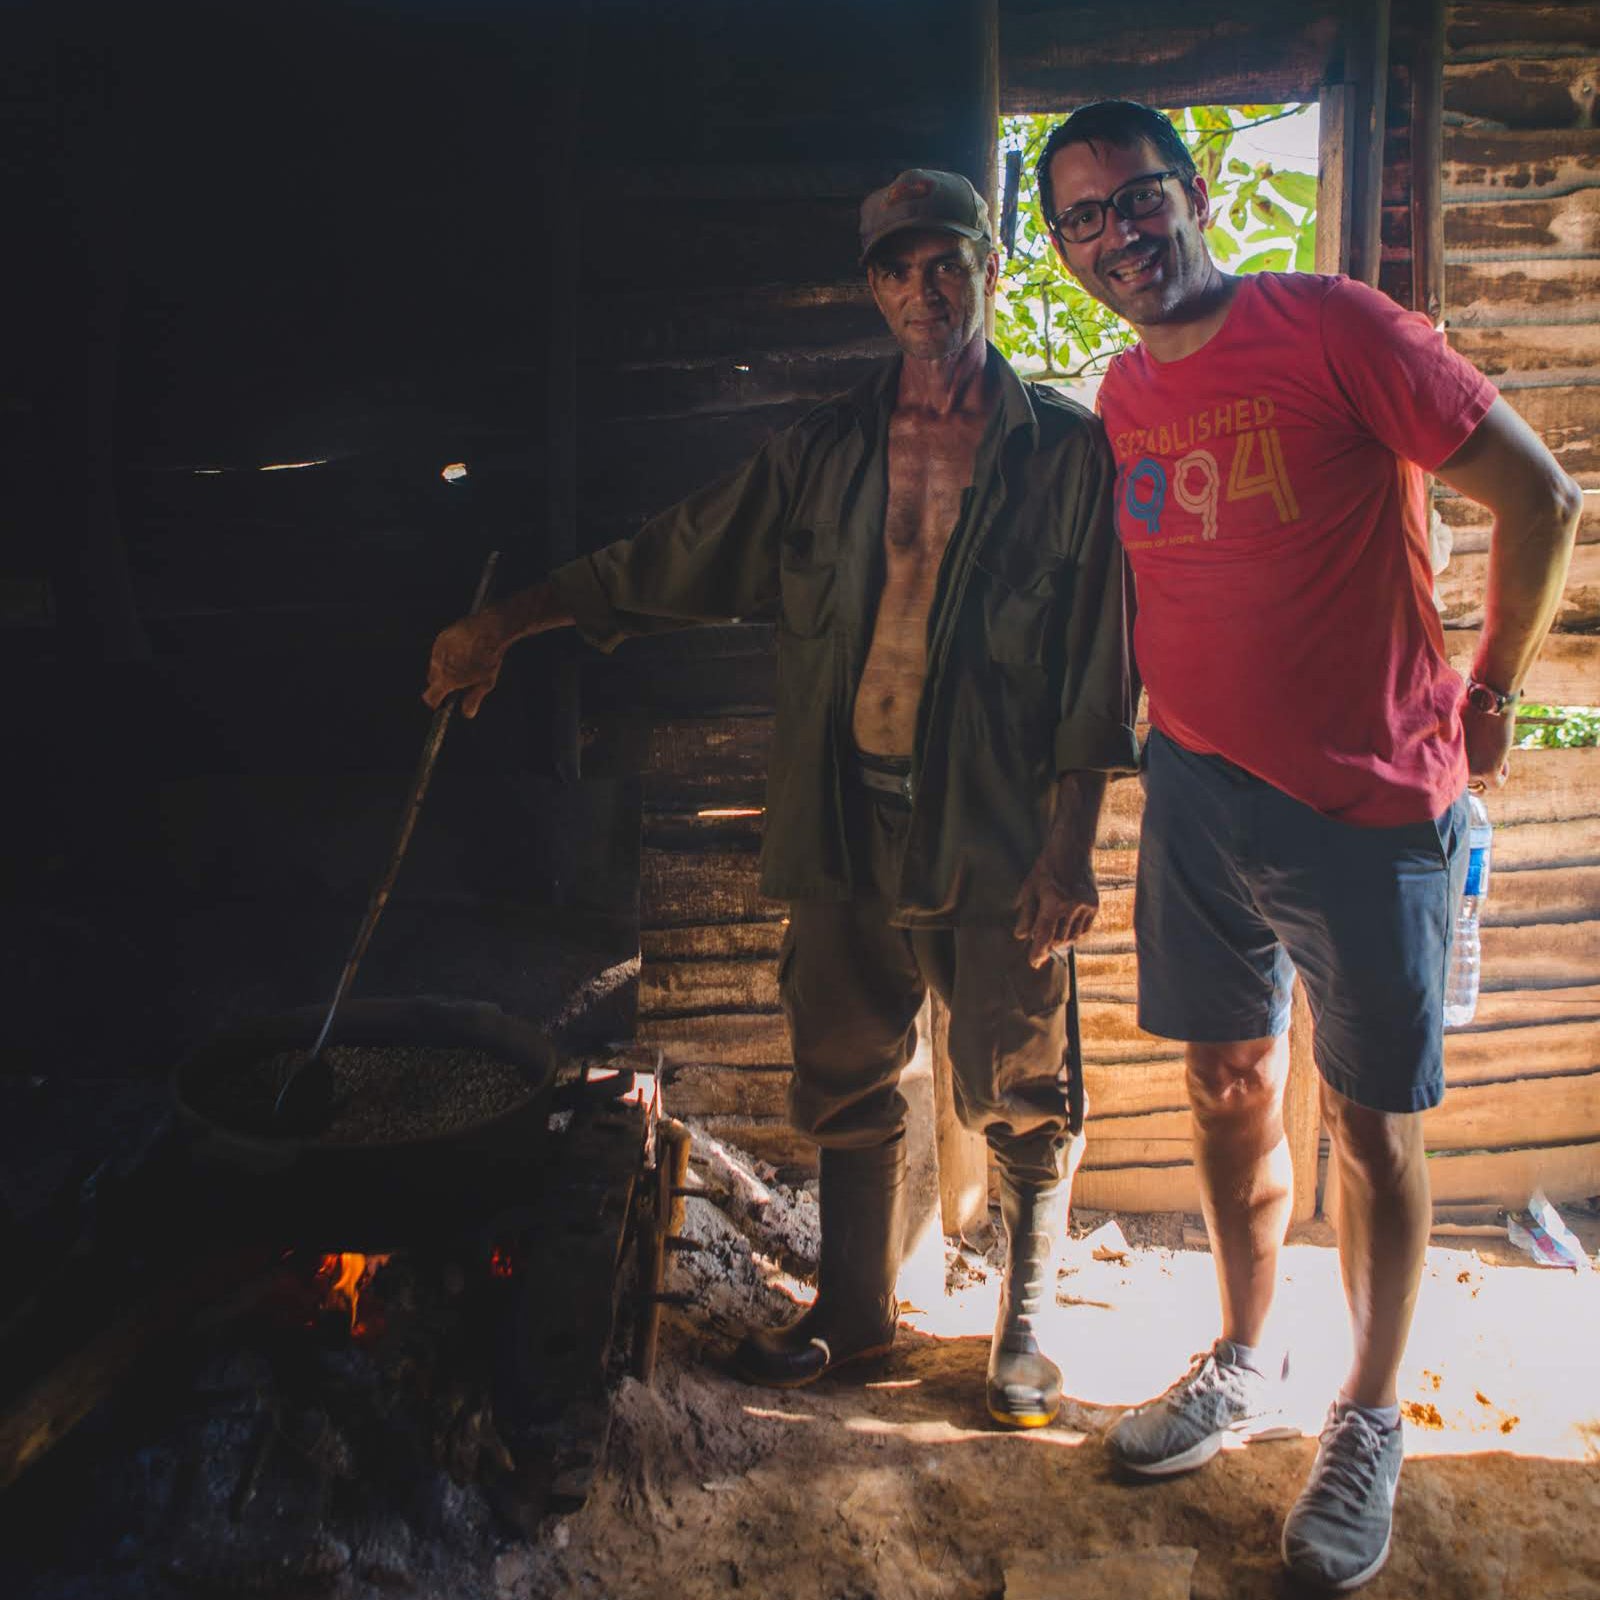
(1096, 273), (1497, 826)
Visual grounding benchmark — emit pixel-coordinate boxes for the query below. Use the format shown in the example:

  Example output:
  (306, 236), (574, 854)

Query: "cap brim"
(860, 221), (987, 265)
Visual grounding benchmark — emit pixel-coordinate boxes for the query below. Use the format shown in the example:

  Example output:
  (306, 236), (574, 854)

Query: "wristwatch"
(1464, 676), (1519, 716)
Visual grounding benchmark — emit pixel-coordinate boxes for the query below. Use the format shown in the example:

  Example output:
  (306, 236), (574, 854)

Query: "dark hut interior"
(4, 1), (1597, 1596)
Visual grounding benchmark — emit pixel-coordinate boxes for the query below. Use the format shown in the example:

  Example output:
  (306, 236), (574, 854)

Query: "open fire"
(5, 1053), (665, 1598)
(314, 1251), (392, 1337)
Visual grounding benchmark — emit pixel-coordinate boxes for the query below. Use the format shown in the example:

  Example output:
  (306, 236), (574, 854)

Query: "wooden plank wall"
(577, 0), (999, 1169)
(598, 0), (1600, 1208)
(999, 0), (1343, 109)
(997, 0), (1349, 1213)
(1434, 0), (1600, 623)
(1426, 0), (1600, 1206)
(7, 1), (649, 1078)
(996, 0), (1600, 1213)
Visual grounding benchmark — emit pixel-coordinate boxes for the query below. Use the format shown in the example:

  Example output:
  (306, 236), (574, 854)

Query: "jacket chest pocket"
(779, 523), (838, 639)
(974, 551), (1063, 668)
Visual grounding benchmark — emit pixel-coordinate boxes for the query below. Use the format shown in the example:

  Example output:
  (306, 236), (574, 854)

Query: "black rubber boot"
(734, 1134), (906, 1388)
(986, 1174), (1064, 1428)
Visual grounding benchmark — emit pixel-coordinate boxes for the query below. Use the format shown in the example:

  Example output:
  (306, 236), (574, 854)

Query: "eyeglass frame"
(1047, 168), (1188, 246)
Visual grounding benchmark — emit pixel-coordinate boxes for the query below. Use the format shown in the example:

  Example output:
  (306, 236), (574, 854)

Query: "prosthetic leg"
(987, 948), (1088, 1427)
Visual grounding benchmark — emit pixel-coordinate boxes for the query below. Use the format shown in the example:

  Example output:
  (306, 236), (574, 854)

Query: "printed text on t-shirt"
(1114, 395), (1301, 543)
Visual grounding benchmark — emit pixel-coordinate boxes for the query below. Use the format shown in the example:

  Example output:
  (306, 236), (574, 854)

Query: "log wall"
(9, 1), (644, 1081)
(1429, 0), (1600, 1208)
(575, 1), (1000, 1168)
(22, 0), (1593, 1210)
(1077, 0), (1600, 1214)
(626, 0), (1599, 1209)
(985, 0), (1600, 1214)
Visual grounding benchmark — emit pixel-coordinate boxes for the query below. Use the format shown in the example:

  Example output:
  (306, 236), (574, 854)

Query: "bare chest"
(850, 411), (987, 754)
(881, 411), (987, 578)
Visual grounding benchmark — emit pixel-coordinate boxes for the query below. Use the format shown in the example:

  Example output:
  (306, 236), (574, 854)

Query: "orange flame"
(316, 1252), (391, 1334)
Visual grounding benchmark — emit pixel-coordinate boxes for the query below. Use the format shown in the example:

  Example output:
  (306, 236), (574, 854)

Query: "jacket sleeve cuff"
(1054, 715), (1142, 776)
(549, 557), (628, 654)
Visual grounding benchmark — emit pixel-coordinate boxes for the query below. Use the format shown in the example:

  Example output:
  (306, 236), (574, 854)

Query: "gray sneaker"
(1281, 1406), (1404, 1591)
(1105, 1339), (1299, 1477)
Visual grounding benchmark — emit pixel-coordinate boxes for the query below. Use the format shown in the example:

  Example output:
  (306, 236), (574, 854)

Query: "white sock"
(1338, 1394), (1401, 1432)
(1217, 1338), (1265, 1375)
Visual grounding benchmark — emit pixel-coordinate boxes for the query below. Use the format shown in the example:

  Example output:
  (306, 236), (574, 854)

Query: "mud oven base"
(2, 1077), (688, 1597)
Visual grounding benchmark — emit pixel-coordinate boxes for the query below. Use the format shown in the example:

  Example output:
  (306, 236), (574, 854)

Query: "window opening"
(994, 104), (1320, 408)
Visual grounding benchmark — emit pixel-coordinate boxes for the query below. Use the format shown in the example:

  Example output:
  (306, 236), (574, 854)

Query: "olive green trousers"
(782, 782), (1073, 1188)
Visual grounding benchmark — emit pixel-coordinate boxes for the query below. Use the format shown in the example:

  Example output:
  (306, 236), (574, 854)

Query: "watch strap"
(1465, 676), (1519, 715)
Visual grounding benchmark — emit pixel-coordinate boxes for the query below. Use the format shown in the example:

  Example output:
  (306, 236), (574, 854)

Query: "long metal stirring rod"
(274, 549), (500, 1121)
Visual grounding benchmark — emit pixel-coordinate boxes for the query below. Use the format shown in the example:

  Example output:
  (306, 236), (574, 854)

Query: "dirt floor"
(499, 1146), (1600, 1600)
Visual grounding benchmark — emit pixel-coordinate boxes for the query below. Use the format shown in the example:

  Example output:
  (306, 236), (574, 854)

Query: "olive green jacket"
(552, 346), (1139, 925)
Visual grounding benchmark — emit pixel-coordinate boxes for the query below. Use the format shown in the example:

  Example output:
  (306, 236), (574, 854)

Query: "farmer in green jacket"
(424, 170), (1139, 1426)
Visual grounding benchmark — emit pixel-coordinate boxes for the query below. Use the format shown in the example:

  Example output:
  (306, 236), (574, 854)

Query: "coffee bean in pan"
(202, 1045), (535, 1143)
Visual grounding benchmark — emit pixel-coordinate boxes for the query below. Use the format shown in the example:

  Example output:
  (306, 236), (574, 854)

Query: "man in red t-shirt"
(1038, 101), (1580, 1590)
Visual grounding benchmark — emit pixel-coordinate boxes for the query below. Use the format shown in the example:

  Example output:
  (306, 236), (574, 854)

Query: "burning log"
(0, 1244), (278, 1491)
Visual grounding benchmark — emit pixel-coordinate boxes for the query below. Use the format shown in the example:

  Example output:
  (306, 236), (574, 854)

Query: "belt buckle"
(899, 770), (914, 804)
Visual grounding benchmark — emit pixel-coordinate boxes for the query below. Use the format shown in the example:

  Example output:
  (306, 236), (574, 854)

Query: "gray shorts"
(1135, 728), (1469, 1113)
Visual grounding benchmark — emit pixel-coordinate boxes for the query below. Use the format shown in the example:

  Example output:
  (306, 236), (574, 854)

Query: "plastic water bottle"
(1442, 791), (1493, 1027)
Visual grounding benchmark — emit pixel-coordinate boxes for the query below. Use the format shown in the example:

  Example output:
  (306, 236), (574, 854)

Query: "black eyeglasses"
(1049, 169), (1184, 245)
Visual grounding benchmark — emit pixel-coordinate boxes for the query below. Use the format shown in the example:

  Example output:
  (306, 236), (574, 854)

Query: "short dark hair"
(1035, 100), (1198, 227)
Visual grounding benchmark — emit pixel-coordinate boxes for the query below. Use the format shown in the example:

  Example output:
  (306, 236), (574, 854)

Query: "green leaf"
(1250, 195), (1296, 232)
(1294, 227), (1317, 271)
(1208, 227), (1241, 261)
(1236, 247), (1292, 274)
(1515, 702), (1600, 749)
(1268, 169), (1319, 209)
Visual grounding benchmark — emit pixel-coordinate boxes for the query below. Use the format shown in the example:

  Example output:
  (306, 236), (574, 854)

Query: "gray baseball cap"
(859, 168), (992, 263)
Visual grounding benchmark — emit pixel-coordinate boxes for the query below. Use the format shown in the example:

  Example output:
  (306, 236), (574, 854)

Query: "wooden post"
(1284, 978), (1322, 1222)
(1408, 0), (1446, 323)
(928, 993), (990, 1236)
(51, 3), (150, 663)
(541, 1), (587, 782)
(964, 0), (1000, 213)
(936, 0), (1002, 1218)
(898, 1002), (954, 1306)
(1315, 82), (1354, 276)
(1344, 0), (1392, 288)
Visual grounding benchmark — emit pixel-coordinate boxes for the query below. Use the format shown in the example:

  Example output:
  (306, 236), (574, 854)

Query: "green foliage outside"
(994, 106), (1319, 382)
(1515, 703), (1600, 749)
